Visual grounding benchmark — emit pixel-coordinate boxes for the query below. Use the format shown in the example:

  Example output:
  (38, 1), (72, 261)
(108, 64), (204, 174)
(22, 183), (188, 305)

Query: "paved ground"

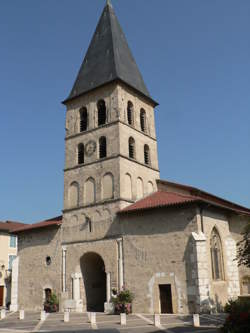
(0, 311), (225, 333)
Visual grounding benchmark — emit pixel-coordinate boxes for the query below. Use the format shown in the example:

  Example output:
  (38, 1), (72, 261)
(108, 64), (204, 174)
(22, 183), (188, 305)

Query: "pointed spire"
(106, 0), (112, 7)
(63, 1), (157, 106)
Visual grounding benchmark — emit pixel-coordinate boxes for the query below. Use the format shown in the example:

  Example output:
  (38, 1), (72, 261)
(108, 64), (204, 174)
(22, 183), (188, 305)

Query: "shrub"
(221, 298), (250, 333)
(111, 288), (134, 314)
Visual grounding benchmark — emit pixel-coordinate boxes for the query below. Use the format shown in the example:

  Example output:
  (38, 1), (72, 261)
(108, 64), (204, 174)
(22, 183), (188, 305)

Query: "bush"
(44, 292), (59, 313)
(111, 288), (134, 314)
(221, 298), (250, 333)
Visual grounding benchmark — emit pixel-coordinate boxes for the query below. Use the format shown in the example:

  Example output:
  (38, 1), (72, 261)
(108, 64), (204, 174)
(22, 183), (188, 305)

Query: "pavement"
(0, 311), (225, 333)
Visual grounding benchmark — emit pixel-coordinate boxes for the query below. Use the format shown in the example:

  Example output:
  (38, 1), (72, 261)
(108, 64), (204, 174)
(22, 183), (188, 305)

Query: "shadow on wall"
(18, 228), (59, 250)
(107, 206), (197, 238)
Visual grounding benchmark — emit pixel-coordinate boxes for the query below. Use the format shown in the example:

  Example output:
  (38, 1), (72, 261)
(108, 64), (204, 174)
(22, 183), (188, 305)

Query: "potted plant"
(44, 292), (59, 313)
(111, 288), (134, 314)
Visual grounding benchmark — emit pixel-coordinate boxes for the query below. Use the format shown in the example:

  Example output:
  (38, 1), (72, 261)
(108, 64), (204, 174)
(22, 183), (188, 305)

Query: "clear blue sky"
(1, 0), (249, 223)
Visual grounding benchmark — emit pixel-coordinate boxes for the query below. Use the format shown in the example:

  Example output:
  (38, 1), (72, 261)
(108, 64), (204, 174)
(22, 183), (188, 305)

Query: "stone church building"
(12, 1), (250, 314)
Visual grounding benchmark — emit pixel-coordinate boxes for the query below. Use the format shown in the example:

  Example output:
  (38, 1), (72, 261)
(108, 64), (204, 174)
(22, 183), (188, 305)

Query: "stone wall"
(17, 227), (61, 311)
(119, 206), (198, 314)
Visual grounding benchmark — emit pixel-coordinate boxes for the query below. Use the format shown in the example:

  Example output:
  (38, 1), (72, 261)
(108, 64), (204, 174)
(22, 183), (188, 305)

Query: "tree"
(237, 222), (250, 268)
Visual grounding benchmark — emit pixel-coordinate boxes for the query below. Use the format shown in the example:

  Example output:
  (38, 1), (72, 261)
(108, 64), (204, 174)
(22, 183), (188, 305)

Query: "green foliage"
(112, 289), (134, 305)
(49, 292), (59, 306)
(237, 222), (250, 268)
(221, 298), (250, 333)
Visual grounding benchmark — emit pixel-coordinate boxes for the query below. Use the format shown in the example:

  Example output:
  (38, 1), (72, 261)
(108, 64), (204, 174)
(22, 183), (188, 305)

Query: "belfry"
(13, 1), (250, 315)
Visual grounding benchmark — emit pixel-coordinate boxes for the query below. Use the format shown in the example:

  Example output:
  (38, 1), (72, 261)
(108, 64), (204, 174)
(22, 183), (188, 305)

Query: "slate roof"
(12, 216), (62, 233)
(63, 1), (157, 106)
(0, 221), (27, 232)
(119, 181), (250, 216)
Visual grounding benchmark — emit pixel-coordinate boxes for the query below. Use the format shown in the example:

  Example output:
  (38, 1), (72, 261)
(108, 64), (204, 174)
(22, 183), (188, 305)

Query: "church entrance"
(159, 284), (173, 313)
(80, 252), (106, 312)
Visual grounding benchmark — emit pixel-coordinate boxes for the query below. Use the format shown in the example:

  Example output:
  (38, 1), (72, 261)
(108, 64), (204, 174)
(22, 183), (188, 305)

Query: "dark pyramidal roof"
(63, 0), (157, 105)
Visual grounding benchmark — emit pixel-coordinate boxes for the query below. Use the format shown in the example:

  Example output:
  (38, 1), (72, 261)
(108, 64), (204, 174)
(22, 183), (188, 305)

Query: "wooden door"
(0, 286), (4, 307)
(159, 284), (173, 313)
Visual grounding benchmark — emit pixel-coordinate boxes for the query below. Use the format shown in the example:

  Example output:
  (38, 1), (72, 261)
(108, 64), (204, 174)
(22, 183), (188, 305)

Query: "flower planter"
(115, 303), (132, 315)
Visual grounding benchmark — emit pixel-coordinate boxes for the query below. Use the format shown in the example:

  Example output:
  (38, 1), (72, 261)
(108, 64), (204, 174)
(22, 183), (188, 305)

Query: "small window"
(98, 100), (106, 126)
(144, 144), (150, 165)
(140, 109), (146, 132)
(10, 235), (17, 248)
(78, 144), (84, 164)
(128, 137), (135, 159)
(127, 101), (134, 126)
(46, 256), (52, 266)
(99, 136), (107, 159)
(80, 107), (88, 132)
(86, 216), (92, 233)
(8, 255), (17, 270)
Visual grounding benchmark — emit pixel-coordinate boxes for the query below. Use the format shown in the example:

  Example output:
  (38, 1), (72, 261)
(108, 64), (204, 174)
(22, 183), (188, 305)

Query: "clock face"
(85, 140), (96, 157)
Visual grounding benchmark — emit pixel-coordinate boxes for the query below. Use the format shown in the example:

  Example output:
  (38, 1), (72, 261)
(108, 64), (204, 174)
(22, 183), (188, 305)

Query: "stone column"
(62, 247), (67, 292)
(10, 257), (19, 312)
(117, 239), (124, 290)
(71, 273), (81, 300)
(71, 273), (83, 312)
(225, 236), (240, 298)
(192, 232), (210, 313)
(106, 272), (111, 302)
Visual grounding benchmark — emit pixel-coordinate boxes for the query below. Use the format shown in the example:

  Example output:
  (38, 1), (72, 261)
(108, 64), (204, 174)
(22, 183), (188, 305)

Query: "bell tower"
(62, 1), (160, 241)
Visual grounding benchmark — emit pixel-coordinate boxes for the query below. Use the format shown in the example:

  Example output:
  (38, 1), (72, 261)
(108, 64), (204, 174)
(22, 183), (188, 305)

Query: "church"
(11, 1), (250, 314)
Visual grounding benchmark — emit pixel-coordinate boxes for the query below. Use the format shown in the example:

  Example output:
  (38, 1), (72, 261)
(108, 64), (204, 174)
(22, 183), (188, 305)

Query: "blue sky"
(0, 0), (249, 223)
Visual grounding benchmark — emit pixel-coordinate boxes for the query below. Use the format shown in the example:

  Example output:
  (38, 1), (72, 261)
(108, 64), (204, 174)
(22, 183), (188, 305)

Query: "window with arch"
(127, 101), (134, 126)
(68, 182), (79, 208)
(123, 173), (132, 200)
(144, 144), (150, 165)
(136, 177), (144, 199)
(99, 136), (107, 159)
(128, 137), (135, 159)
(210, 228), (224, 280)
(78, 143), (84, 164)
(97, 100), (106, 126)
(102, 173), (114, 200)
(84, 178), (96, 205)
(140, 109), (146, 132)
(80, 107), (88, 132)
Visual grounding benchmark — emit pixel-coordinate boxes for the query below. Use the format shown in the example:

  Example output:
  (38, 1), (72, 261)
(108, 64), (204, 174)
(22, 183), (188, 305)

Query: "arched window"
(98, 100), (106, 126)
(80, 107), (88, 132)
(102, 173), (114, 200)
(84, 178), (96, 205)
(136, 177), (144, 199)
(210, 228), (224, 280)
(78, 143), (84, 164)
(128, 137), (135, 159)
(68, 182), (79, 207)
(127, 101), (134, 126)
(147, 181), (154, 194)
(140, 109), (146, 132)
(123, 173), (132, 200)
(144, 144), (150, 165)
(99, 136), (107, 159)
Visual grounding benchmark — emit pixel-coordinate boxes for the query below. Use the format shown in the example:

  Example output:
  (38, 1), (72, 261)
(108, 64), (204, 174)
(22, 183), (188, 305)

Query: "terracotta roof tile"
(12, 216), (62, 233)
(119, 187), (250, 216)
(0, 221), (26, 232)
(119, 191), (198, 213)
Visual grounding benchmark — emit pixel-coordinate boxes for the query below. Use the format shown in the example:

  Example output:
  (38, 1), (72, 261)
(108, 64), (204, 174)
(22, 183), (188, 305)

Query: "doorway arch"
(80, 252), (106, 312)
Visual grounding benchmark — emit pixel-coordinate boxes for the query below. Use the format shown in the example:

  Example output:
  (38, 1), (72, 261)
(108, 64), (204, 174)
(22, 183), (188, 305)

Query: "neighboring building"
(11, 1), (250, 314)
(0, 221), (25, 308)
